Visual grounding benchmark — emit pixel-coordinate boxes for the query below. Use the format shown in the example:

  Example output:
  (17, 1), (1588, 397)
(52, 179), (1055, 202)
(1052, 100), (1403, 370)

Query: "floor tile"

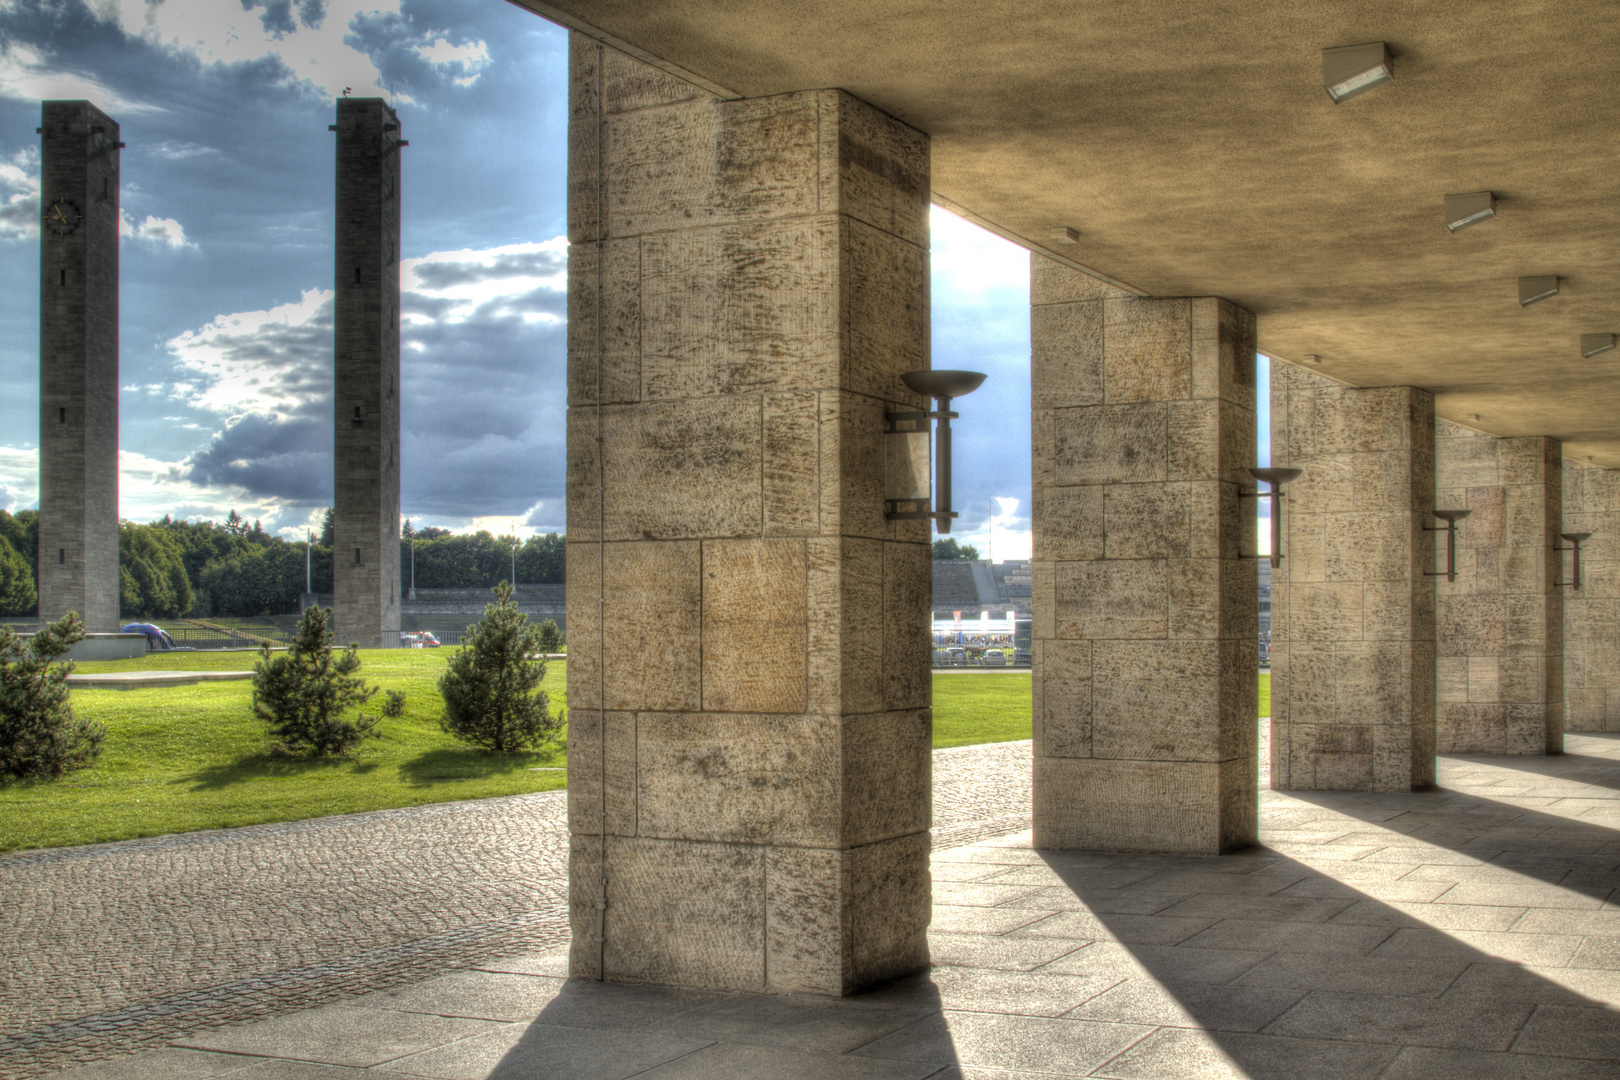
(1006, 911), (1214, 946)
(928, 904), (1053, 936)
(1378, 1044), (1615, 1080)
(384, 1020), (711, 1080)
(473, 951), (571, 978)
(1091, 1027), (1398, 1080)
(640, 994), (921, 1054)
(1371, 927), (1582, 966)
(346, 970), (564, 1022)
(39, 1049), (259, 1080)
(1435, 882), (1612, 909)
(857, 966), (1120, 1017)
(1154, 893), (1353, 924)
(1442, 961), (1620, 1006)
(1326, 898), (1524, 932)
(1232, 951), (1466, 996)
(1039, 942), (1271, 985)
(1510, 1003), (1620, 1059)
(1064, 978), (1304, 1032)
(1178, 919), (1393, 955)
(924, 932), (1085, 971)
(175, 1006), (504, 1069)
(850, 1011), (1152, 1074)
(931, 881), (1046, 908)
(1261, 990), (1533, 1049)
(631, 1041), (941, 1079)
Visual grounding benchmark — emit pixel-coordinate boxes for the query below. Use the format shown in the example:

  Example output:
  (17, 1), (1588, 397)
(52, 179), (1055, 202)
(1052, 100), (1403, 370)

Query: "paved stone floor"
(14, 734), (1620, 1078)
(0, 741), (1031, 1078)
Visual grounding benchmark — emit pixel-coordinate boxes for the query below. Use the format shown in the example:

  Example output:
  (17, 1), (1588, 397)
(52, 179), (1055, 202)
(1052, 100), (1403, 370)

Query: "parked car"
(400, 631), (441, 648)
(982, 649), (1006, 667)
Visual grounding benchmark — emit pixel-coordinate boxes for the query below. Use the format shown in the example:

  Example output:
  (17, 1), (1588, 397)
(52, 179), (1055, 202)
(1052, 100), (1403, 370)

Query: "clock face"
(44, 198), (81, 237)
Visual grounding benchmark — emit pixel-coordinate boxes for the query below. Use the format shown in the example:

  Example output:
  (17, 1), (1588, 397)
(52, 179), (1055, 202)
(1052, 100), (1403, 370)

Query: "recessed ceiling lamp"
(1519, 276), (1560, 306)
(1581, 334), (1617, 358)
(1323, 42), (1392, 103)
(1445, 192), (1496, 233)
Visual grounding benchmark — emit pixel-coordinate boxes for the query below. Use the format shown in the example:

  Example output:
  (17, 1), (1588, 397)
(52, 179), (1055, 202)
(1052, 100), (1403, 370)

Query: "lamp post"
(404, 520), (417, 601)
(305, 530), (312, 597)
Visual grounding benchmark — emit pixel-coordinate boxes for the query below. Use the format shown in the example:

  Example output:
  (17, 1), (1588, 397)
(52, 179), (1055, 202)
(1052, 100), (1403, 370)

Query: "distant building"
(931, 559), (1031, 623)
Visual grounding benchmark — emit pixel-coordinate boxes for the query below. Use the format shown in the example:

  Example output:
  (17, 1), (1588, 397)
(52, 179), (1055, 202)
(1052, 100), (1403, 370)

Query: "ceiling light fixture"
(1582, 334), (1617, 358)
(1518, 276), (1560, 306)
(1445, 192), (1496, 233)
(1323, 42), (1392, 103)
(1050, 227), (1079, 245)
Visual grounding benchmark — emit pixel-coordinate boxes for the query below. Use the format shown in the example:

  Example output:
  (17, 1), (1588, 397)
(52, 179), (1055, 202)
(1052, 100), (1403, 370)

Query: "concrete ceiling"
(514, 0), (1620, 464)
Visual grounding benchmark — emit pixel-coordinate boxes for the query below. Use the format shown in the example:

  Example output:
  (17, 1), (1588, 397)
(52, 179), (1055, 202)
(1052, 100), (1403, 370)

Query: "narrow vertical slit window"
(58, 269), (66, 286)
(58, 407), (66, 424)
(352, 405), (363, 426)
(59, 549), (65, 564)
(354, 548), (362, 565)
(354, 267), (362, 284)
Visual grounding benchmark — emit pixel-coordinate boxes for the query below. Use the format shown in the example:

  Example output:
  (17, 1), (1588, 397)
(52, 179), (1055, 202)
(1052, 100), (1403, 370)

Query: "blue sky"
(0, 0), (1264, 559)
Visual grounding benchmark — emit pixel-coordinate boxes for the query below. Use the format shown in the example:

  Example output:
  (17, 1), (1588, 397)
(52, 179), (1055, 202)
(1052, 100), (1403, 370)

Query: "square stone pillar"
(38, 100), (120, 632)
(1029, 257), (1258, 855)
(331, 98), (403, 650)
(565, 36), (932, 995)
(1270, 361), (1436, 791)
(1563, 461), (1620, 731)
(1435, 423), (1563, 754)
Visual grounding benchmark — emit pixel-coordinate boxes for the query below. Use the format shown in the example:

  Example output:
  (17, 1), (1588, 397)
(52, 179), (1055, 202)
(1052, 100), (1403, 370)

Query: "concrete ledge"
(66, 671), (254, 690)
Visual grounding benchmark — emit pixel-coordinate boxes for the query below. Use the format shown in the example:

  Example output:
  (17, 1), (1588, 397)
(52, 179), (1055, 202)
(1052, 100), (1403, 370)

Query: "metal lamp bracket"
(1424, 510), (1472, 583)
(1240, 467), (1304, 568)
(1555, 532), (1591, 590)
(882, 370), (985, 535)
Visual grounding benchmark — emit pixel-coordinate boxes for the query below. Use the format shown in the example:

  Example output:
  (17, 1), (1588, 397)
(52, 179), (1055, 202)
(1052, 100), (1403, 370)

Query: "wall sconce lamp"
(1581, 334), (1617, 358)
(1242, 467), (1303, 568)
(1445, 192), (1496, 233)
(1323, 42), (1392, 103)
(1556, 532), (1592, 590)
(1519, 276), (1560, 307)
(885, 370), (987, 535)
(1424, 509), (1472, 582)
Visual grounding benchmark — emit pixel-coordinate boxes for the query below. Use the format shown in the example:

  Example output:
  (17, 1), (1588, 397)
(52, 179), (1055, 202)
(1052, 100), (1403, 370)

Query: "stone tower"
(331, 99), (403, 649)
(37, 101), (121, 632)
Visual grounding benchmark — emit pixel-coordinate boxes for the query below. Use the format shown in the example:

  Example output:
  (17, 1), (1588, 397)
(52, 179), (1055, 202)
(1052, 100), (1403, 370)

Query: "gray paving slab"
(1260, 989), (1535, 1050)
(1379, 1045), (1612, 1080)
(631, 1042), (943, 1080)
(849, 1011), (1155, 1074)
(1091, 1027), (1400, 1080)
(174, 1005), (503, 1068)
(1509, 1003), (1620, 1059)
(381, 1021), (712, 1080)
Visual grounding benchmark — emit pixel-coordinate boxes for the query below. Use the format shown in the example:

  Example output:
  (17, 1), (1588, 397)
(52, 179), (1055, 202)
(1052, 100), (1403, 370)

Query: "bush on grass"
(0, 610), (104, 780)
(535, 618), (563, 654)
(439, 580), (562, 753)
(382, 689), (407, 717)
(252, 605), (378, 755)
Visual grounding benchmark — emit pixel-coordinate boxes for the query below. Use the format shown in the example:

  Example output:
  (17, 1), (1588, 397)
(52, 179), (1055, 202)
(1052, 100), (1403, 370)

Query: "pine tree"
(438, 580), (561, 752)
(0, 610), (104, 781)
(252, 605), (378, 755)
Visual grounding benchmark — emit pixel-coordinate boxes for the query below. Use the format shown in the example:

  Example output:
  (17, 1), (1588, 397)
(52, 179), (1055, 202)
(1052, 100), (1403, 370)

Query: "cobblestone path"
(0, 740), (1036, 1079)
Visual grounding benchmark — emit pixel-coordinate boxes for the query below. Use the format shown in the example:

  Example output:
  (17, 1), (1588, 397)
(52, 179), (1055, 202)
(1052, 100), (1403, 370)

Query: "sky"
(0, 0), (1266, 560)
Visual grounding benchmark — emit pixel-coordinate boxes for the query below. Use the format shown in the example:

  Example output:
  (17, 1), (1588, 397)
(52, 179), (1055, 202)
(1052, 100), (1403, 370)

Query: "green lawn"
(1, 655), (1263, 854)
(931, 672), (1032, 748)
(0, 650), (567, 854)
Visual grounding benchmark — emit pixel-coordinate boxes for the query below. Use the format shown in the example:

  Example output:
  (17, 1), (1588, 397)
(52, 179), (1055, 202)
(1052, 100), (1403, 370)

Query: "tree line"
(0, 508), (565, 620)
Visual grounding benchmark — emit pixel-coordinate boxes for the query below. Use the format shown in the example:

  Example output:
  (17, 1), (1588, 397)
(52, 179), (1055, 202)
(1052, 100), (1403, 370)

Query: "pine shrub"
(439, 580), (561, 752)
(0, 610), (104, 781)
(535, 618), (563, 654)
(252, 605), (378, 755)
(382, 689), (407, 717)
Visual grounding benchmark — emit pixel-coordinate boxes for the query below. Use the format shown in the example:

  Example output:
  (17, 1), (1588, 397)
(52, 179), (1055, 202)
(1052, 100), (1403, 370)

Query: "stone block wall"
(1563, 461), (1620, 730)
(37, 100), (120, 631)
(331, 99), (403, 650)
(1270, 361), (1436, 791)
(1029, 256), (1258, 855)
(566, 36), (933, 995)
(1434, 422), (1563, 753)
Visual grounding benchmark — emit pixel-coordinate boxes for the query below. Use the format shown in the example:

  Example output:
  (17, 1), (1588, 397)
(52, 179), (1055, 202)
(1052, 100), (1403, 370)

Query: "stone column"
(37, 100), (120, 632)
(565, 36), (932, 995)
(1563, 461), (1620, 731)
(1270, 361), (1436, 791)
(1434, 423), (1563, 754)
(1029, 257), (1258, 855)
(331, 99), (402, 650)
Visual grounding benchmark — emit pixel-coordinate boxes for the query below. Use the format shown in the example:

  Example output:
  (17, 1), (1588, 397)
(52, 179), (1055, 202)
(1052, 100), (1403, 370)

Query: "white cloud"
(120, 209), (191, 246)
(0, 38), (161, 113)
(165, 287), (332, 419)
(0, 146), (39, 240)
(415, 36), (489, 86)
(402, 239), (566, 325)
(0, 446), (37, 512)
(101, 0), (398, 102)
